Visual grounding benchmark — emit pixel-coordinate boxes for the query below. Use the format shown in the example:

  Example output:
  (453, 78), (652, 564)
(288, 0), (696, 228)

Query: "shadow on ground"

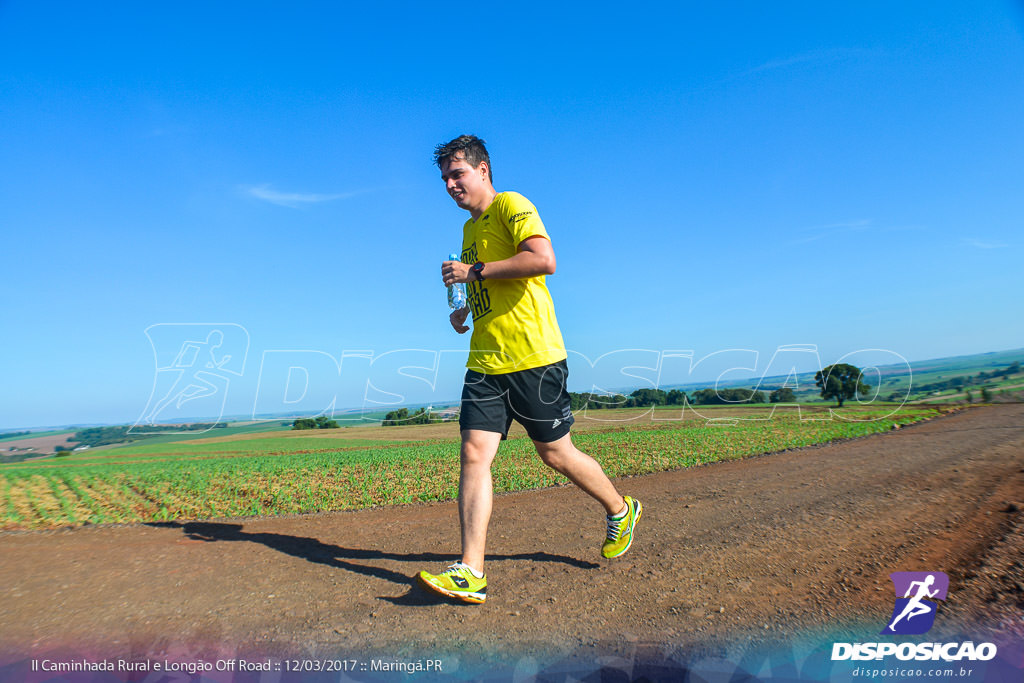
(147, 521), (599, 605)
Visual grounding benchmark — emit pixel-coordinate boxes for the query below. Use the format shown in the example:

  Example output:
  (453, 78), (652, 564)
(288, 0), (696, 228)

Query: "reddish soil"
(0, 432), (78, 457)
(1, 404), (1022, 680)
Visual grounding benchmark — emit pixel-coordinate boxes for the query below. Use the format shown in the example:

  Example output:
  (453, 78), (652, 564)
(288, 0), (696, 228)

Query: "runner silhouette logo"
(882, 571), (949, 635)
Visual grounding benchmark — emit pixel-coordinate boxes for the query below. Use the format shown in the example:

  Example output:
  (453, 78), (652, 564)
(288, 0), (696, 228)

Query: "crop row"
(0, 407), (945, 529)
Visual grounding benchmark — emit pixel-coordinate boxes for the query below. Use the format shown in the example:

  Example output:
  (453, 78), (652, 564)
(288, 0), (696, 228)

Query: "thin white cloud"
(963, 238), (1008, 250)
(789, 219), (923, 246)
(741, 53), (829, 77)
(734, 47), (882, 80)
(244, 184), (363, 208)
(809, 219), (873, 231)
(789, 219), (873, 245)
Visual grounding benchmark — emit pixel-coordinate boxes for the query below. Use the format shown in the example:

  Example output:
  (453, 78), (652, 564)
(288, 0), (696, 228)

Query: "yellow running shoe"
(602, 496), (642, 558)
(417, 563), (487, 604)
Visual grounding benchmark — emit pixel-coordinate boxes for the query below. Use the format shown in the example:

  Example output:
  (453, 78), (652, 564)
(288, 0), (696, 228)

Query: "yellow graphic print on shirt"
(462, 192), (567, 375)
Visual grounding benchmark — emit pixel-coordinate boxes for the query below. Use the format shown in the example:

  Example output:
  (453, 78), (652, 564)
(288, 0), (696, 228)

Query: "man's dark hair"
(433, 134), (492, 183)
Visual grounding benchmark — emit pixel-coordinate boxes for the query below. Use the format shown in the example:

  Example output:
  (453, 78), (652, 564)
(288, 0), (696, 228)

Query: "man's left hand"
(442, 259), (472, 285)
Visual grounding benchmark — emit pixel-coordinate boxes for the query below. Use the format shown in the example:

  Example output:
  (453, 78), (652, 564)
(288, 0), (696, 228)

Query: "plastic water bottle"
(447, 252), (467, 310)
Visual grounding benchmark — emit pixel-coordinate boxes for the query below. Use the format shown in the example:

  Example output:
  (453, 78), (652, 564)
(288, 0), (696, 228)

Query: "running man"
(143, 330), (231, 424)
(417, 135), (642, 604)
(888, 574), (940, 632)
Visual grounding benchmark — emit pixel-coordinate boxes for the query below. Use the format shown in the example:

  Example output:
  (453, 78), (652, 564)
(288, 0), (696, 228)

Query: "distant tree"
(407, 408), (433, 425)
(688, 388), (717, 405)
(769, 387), (797, 403)
(965, 389), (974, 404)
(382, 407), (434, 426)
(814, 364), (871, 408)
(568, 393), (587, 411)
(568, 392), (629, 410)
(666, 389), (687, 405)
(628, 388), (667, 407)
(291, 417), (338, 430)
(381, 408), (410, 426)
(980, 386), (991, 402)
(689, 387), (764, 405)
(598, 393), (629, 409)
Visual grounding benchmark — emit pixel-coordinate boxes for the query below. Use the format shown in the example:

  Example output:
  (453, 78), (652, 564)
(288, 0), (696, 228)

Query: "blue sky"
(2, 2), (1022, 429)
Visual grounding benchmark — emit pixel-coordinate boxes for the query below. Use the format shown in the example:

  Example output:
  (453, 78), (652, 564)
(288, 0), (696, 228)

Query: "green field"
(118, 421), (298, 445)
(0, 405), (949, 530)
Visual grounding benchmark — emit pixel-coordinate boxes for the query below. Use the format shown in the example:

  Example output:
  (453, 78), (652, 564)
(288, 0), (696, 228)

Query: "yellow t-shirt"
(461, 192), (567, 374)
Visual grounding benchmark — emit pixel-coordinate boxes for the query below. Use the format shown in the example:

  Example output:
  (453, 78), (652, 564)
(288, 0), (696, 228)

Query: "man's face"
(440, 153), (490, 211)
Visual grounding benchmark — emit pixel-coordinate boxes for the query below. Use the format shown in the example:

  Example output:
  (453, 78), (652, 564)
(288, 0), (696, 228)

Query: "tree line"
(567, 387), (784, 409)
(73, 423), (228, 448)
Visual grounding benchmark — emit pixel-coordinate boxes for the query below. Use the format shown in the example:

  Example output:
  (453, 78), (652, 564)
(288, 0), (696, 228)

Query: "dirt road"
(1, 404), (1022, 680)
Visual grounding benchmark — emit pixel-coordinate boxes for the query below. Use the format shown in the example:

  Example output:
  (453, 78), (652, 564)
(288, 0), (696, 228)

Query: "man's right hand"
(450, 306), (470, 334)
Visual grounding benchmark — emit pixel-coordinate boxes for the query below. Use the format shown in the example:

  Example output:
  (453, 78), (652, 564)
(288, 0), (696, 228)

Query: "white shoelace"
(607, 513), (627, 541)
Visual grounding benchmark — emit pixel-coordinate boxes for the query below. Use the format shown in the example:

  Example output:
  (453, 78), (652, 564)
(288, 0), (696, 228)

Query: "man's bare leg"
(532, 433), (625, 515)
(459, 429), (502, 573)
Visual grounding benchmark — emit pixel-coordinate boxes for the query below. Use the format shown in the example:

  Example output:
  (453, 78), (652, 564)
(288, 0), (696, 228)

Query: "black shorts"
(459, 359), (575, 443)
